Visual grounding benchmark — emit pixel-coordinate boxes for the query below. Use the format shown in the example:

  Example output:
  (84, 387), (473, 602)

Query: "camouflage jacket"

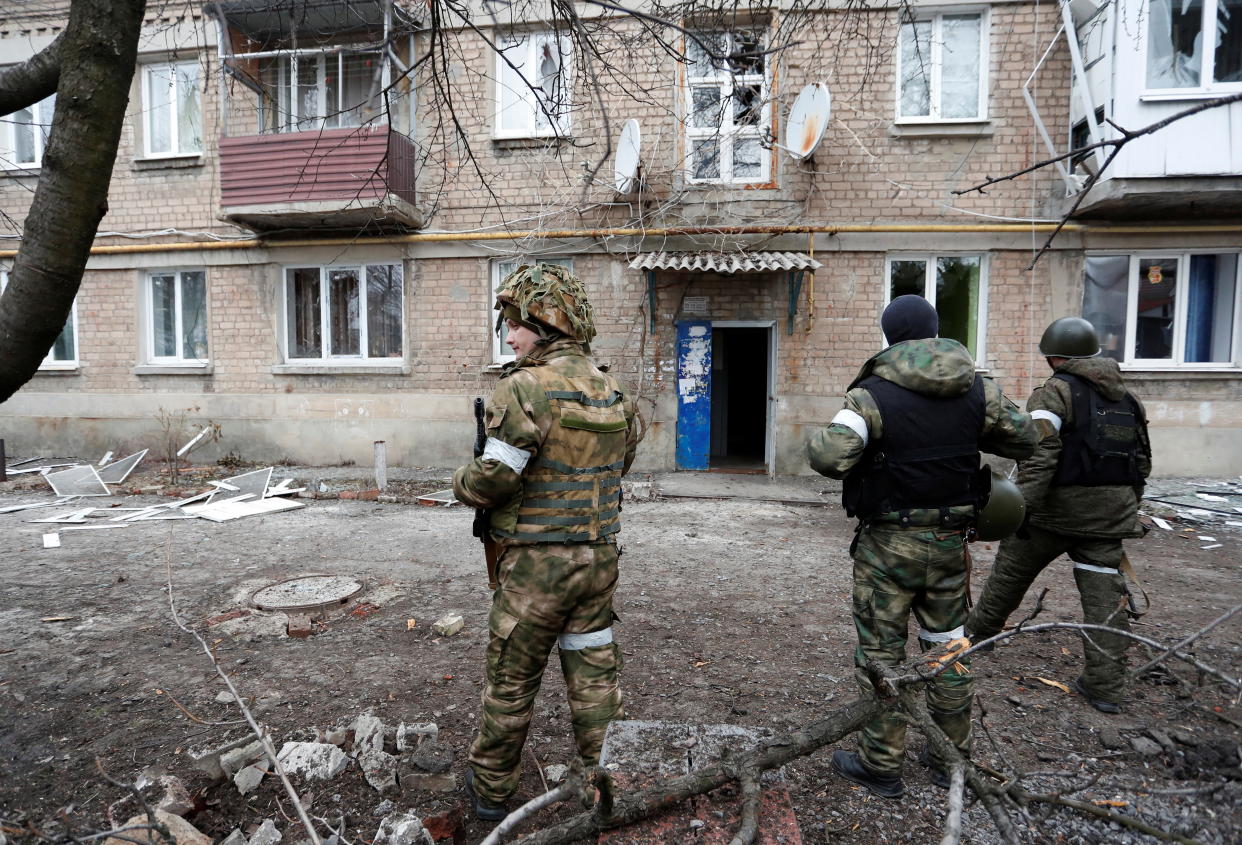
(453, 338), (640, 542)
(1019, 356), (1151, 538)
(807, 338), (1037, 522)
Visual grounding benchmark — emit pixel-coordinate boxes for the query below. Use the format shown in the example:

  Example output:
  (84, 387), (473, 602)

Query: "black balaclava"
(881, 294), (938, 345)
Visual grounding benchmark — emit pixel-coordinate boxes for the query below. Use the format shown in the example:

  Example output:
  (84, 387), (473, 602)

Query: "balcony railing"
(218, 125), (420, 232)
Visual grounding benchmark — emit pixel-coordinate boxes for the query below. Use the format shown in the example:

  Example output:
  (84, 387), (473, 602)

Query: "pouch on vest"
(1051, 373), (1147, 487)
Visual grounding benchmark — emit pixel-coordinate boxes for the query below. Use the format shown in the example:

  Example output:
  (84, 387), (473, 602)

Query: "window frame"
(493, 30), (573, 139)
(142, 269), (210, 366)
(1141, 0), (1242, 97)
(1085, 251), (1242, 369)
(140, 59), (202, 159)
(261, 49), (389, 134)
(490, 258), (574, 365)
(0, 269), (78, 370)
(683, 30), (772, 185)
(894, 7), (990, 124)
(0, 93), (56, 170)
(281, 262), (405, 365)
(882, 253), (990, 367)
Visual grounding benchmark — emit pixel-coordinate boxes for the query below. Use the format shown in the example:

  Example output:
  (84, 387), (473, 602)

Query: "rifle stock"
(472, 397), (500, 590)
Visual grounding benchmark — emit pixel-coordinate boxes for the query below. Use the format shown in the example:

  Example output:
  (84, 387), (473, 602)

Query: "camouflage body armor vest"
(494, 358), (629, 544)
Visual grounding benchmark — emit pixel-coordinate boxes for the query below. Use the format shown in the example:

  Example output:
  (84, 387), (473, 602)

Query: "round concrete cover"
(251, 575), (363, 612)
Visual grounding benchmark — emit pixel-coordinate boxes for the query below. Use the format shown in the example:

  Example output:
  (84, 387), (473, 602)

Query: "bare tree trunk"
(0, 0), (147, 402)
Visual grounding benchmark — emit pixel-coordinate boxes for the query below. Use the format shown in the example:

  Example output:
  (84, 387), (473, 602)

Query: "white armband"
(831, 408), (869, 445)
(482, 437), (532, 474)
(1030, 410), (1062, 432)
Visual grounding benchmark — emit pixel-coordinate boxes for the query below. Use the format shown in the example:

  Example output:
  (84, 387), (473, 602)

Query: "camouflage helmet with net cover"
(495, 263), (597, 344)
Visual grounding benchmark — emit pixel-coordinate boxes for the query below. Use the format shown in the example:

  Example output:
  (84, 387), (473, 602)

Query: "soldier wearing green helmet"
(967, 316), (1153, 714)
(453, 263), (640, 820)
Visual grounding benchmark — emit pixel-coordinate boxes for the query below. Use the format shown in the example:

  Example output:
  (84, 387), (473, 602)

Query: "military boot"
(830, 750), (905, 799)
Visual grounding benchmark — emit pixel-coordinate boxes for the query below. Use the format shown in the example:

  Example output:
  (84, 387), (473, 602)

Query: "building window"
(142, 61), (201, 156)
(260, 50), (385, 133)
(684, 30), (769, 184)
(145, 270), (208, 363)
(1083, 253), (1240, 366)
(897, 10), (988, 121)
(491, 258), (573, 364)
(886, 255), (987, 363)
(0, 269), (77, 368)
(284, 263), (403, 361)
(1146, 0), (1242, 91)
(495, 32), (571, 138)
(1, 94), (55, 168)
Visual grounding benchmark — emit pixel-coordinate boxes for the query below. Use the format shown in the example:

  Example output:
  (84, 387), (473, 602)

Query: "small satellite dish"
(614, 118), (641, 193)
(785, 83), (831, 160)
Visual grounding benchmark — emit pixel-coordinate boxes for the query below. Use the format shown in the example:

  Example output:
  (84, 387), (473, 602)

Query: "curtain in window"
(147, 67), (174, 154)
(936, 257), (980, 358)
(1186, 254), (1238, 362)
(1083, 256), (1130, 361)
(940, 15), (981, 118)
(899, 21), (932, 117)
(176, 64), (201, 153)
(1147, 0), (1202, 87)
(1217, 0), (1242, 81)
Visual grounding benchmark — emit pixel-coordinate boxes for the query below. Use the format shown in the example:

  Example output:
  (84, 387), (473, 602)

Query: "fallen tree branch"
(938, 763), (966, 845)
(481, 784), (578, 845)
(727, 768), (761, 845)
(1014, 787), (1208, 845)
(1129, 602), (1242, 680)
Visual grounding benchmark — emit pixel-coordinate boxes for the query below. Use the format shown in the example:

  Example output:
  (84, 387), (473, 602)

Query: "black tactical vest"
(842, 375), (987, 519)
(1050, 372), (1147, 487)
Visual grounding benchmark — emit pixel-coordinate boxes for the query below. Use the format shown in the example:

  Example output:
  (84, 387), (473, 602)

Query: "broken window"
(259, 49), (384, 133)
(886, 255), (986, 364)
(146, 270), (208, 363)
(495, 31), (572, 138)
(1146, 0), (1242, 89)
(0, 93), (55, 168)
(897, 10), (987, 121)
(284, 263), (403, 362)
(491, 258), (573, 364)
(0, 269), (77, 368)
(684, 30), (770, 184)
(1084, 253), (1240, 365)
(143, 60), (201, 156)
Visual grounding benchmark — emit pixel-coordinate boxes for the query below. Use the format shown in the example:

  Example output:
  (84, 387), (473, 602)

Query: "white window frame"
(143, 269), (209, 365)
(894, 8), (990, 123)
(282, 263), (405, 365)
(493, 31), (573, 139)
(0, 93), (55, 170)
(264, 49), (389, 134)
(0, 269), (78, 370)
(1087, 251), (1242, 369)
(1142, 0), (1242, 97)
(140, 59), (202, 158)
(683, 30), (771, 185)
(490, 258), (574, 365)
(883, 254), (990, 367)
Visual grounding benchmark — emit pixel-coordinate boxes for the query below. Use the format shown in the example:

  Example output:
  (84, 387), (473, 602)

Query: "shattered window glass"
(690, 87), (723, 128)
(691, 138), (721, 180)
(684, 29), (768, 183)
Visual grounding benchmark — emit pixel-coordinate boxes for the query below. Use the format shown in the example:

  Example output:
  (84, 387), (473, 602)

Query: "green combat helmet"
(975, 472), (1026, 541)
(495, 263), (597, 344)
(1038, 316), (1100, 358)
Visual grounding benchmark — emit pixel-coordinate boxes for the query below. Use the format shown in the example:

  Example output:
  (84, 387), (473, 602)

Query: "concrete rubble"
(276, 742), (349, 780)
(248, 819), (283, 845)
(372, 811), (434, 845)
(103, 811), (211, 845)
(431, 613), (463, 637)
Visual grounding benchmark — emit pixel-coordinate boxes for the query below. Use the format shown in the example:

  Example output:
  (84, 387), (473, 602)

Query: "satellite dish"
(614, 118), (641, 193)
(785, 83), (831, 160)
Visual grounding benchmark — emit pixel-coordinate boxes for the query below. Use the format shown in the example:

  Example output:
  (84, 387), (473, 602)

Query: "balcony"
(218, 125), (421, 232)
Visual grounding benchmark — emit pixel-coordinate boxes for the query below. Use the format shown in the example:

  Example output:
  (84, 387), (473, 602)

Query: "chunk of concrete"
(219, 830), (247, 845)
(353, 713), (385, 756)
(400, 771), (458, 793)
(396, 722), (437, 752)
(359, 749), (398, 793)
(188, 732), (257, 780)
(408, 740), (452, 774)
(432, 613), (463, 637)
(1130, 736), (1163, 757)
(373, 812), (433, 845)
(234, 763), (266, 796)
(155, 775), (194, 816)
(221, 739), (265, 776)
(277, 742), (349, 780)
(103, 811), (211, 845)
(248, 819), (283, 845)
(543, 764), (569, 784)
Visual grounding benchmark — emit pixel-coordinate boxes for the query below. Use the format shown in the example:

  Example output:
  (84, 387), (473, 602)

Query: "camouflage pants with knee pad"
(468, 540), (624, 804)
(968, 526), (1131, 705)
(850, 524), (973, 776)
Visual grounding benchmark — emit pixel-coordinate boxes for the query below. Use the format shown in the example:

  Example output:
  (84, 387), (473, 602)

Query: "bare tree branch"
(0, 32), (63, 115)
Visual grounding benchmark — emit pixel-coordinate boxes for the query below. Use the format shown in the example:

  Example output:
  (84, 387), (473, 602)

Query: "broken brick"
(340, 490), (359, 500)
(357, 489), (380, 501)
(287, 614), (313, 638)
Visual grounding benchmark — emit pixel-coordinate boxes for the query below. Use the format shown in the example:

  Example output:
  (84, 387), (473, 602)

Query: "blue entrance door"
(675, 320), (712, 470)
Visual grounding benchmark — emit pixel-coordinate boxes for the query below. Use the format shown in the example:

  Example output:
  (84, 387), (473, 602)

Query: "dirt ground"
(1, 464), (1239, 845)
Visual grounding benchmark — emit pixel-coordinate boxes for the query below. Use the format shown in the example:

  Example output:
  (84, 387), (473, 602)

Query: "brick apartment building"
(0, 0), (1239, 475)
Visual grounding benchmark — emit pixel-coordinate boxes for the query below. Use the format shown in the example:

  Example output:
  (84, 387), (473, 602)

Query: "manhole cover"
(251, 575), (364, 612)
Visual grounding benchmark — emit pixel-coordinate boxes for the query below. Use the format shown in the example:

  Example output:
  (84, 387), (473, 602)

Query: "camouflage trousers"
(850, 524), (973, 776)
(967, 526), (1131, 705)
(468, 540), (624, 804)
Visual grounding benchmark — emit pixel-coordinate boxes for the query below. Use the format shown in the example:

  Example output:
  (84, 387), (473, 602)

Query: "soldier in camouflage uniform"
(808, 295), (1036, 798)
(967, 317), (1152, 714)
(453, 264), (639, 821)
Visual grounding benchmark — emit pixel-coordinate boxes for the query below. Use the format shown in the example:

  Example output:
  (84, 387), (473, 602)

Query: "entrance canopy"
(628, 251), (822, 274)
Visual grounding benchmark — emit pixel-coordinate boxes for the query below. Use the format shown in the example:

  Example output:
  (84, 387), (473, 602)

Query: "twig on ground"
(1014, 787), (1207, 845)
(157, 687), (246, 726)
(481, 784), (577, 845)
(727, 768), (761, 845)
(938, 763), (966, 845)
(1130, 602), (1242, 679)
